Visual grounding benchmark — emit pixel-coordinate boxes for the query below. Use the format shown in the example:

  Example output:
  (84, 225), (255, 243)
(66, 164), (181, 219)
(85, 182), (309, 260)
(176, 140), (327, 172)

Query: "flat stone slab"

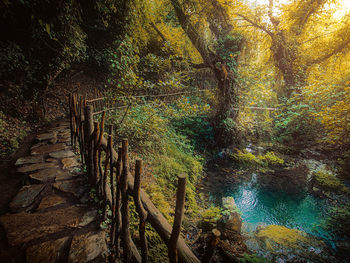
(9, 184), (45, 212)
(45, 158), (59, 164)
(37, 131), (57, 142)
(15, 155), (44, 166)
(68, 231), (107, 263)
(53, 180), (84, 198)
(0, 205), (87, 246)
(49, 150), (75, 159)
(78, 210), (97, 227)
(31, 144), (66, 155)
(62, 158), (80, 169)
(29, 168), (62, 182)
(17, 162), (58, 173)
(55, 171), (78, 181)
(38, 194), (67, 210)
(26, 236), (70, 263)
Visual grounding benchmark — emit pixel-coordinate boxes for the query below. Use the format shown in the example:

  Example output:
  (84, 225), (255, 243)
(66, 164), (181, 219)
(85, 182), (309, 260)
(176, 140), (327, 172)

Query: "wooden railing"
(69, 93), (203, 263)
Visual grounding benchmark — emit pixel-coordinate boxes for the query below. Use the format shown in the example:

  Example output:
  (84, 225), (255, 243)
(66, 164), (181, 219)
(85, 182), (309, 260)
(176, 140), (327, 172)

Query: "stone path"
(0, 120), (108, 263)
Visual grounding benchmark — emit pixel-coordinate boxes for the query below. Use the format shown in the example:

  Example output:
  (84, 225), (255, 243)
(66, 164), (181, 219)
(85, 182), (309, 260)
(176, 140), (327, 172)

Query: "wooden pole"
(121, 139), (131, 262)
(103, 145), (110, 220)
(93, 122), (99, 187)
(84, 105), (94, 184)
(98, 112), (106, 195)
(69, 94), (74, 147)
(168, 174), (187, 263)
(134, 160), (148, 263)
(114, 146), (122, 257)
(203, 229), (221, 263)
(108, 125), (115, 243)
(97, 136), (200, 263)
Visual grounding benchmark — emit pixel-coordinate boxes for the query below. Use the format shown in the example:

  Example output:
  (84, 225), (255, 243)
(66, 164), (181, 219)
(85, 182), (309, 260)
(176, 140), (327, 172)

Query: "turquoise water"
(224, 174), (332, 240)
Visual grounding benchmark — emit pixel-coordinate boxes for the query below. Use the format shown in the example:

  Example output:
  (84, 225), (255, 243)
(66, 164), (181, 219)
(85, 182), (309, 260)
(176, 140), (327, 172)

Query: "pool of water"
(222, 174), (333, 241)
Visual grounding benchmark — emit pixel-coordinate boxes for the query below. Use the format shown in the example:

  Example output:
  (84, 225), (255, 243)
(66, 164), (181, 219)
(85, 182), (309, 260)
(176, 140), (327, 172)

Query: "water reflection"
(227, 174), (331, 240)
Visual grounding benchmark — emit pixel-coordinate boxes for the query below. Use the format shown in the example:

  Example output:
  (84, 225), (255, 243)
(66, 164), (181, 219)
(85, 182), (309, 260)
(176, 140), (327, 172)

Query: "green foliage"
(239, 253), (270, 263)
(152, 130), (203, 215)
(200, 206), (222, 228)
(216, 33), (243, 72)
(108, 36), (140, 89)
(273, 96), (322, 149)
(0, 111), (27, 158)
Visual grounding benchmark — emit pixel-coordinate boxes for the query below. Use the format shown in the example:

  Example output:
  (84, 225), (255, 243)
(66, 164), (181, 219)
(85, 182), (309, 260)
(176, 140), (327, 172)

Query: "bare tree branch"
(235, 13), (273, 37)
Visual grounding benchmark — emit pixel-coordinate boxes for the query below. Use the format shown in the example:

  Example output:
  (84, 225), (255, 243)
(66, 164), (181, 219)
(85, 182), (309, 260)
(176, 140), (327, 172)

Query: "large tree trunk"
(170, 0), (242, 146)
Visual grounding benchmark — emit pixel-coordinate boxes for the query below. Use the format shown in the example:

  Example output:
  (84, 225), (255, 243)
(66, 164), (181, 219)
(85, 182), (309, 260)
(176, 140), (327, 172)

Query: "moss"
(255, 225), (309, 249)
(232, 150), (284, 168)
(200, 206), (222, 228)
(258, 152), (284, 166)
(314, 170), (343, 190)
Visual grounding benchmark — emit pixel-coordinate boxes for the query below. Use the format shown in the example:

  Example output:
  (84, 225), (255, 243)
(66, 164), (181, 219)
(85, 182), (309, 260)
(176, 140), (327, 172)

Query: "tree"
(170, 0), (244, 146)
(235, 0), (350, 99)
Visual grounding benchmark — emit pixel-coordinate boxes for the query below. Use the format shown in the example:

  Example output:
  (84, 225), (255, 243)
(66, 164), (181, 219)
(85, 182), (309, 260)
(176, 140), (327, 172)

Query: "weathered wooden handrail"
(69, 93), (201, 263)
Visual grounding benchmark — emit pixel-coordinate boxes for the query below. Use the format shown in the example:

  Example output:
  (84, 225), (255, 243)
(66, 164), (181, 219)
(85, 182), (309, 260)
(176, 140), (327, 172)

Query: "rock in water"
(221, 196), (242, 233)
(246, 225), (336, 262)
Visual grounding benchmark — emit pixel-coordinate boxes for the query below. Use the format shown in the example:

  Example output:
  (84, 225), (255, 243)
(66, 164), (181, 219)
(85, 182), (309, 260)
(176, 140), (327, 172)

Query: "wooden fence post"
(114, 146), (122, 257)
(69, 93), (74, 147)
(93, 122), (100, 188)
(98, 112), (105, 196)
(203, 229), (221, 263)
(121, 139), (131, 262)
(84, 105), (94, 184)
(134, 159), (148, 263)
(168, 174), (187, 263)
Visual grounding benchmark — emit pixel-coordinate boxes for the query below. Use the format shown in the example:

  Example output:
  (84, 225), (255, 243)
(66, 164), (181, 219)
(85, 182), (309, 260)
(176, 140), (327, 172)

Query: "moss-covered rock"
(255, 225), (312, 249)
(244, 225), (337, 262)
(314, 170), (344, 191)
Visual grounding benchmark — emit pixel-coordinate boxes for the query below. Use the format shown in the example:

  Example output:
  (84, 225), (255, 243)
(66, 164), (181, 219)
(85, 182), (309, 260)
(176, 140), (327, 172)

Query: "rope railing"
(69, 92), (218, 263)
